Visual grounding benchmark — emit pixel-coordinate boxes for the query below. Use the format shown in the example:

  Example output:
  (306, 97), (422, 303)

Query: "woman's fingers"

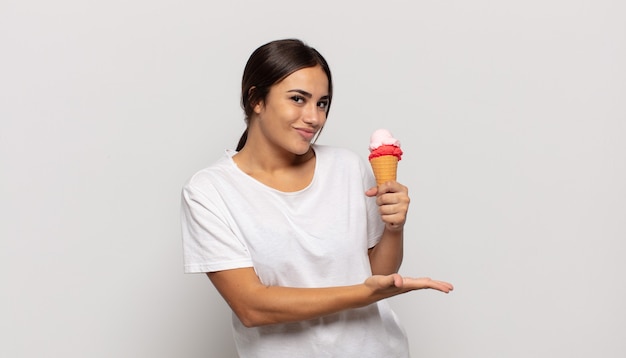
(404, 277), (454, 293)
(365, 182), (410, 228)
(367, 275), (454, 295)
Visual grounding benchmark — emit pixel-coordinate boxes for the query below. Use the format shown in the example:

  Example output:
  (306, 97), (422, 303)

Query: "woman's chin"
(292, 143), (313, 156)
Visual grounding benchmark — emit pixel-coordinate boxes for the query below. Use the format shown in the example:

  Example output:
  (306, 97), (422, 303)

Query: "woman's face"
(252, 65), (330, 156)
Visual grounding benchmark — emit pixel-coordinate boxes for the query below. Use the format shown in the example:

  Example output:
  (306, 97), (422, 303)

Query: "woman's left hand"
(365, 181), (410, 231)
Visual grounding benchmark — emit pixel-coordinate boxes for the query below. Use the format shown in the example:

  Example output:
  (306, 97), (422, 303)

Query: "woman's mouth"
(295, 128), (316, 141)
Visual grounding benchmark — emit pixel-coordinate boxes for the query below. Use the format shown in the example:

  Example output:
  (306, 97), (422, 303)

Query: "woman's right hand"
(364, 274), (454, 296)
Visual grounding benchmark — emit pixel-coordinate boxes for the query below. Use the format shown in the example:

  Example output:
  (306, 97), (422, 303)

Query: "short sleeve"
(180, 182), (253, 273)
(360, 157), (385, 248)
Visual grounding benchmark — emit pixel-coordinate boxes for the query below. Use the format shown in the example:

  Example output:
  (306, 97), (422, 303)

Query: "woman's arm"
(207, 267), (453, 328)
(366, 181), (409, 275)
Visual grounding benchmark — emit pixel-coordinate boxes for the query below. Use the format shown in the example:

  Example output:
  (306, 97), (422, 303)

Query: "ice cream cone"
(370, 155), (398, 185)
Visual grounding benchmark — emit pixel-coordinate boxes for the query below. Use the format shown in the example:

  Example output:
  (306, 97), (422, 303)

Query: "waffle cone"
(370, 155), (398, 185)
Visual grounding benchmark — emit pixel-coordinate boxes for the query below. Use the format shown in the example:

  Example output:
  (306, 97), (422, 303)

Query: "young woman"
(181, 39), (453, 357)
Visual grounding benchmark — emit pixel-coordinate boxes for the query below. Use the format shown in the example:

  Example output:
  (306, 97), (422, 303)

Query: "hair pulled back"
(237, 39), (333, 151)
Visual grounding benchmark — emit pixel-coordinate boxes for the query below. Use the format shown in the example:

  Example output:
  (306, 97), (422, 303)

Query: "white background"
(1, 1), (625, 357)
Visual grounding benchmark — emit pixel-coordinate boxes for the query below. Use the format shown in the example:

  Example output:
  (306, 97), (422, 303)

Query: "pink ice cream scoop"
(368, 129), (403, 160)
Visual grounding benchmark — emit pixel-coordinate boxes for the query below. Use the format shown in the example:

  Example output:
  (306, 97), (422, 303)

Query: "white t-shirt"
(181, 145), (409, 357)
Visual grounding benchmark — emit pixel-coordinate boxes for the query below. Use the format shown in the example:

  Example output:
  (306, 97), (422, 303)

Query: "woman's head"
(237, 39), (333, 150)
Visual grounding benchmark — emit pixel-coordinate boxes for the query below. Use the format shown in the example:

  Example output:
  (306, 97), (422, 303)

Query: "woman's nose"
(303, 104), (323, 125)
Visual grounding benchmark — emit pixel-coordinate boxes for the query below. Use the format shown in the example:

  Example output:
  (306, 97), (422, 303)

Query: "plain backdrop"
(1, 1), (625, 357)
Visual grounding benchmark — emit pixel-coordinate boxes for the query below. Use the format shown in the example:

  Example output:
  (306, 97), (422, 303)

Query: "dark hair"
(236, 39), (333, 151)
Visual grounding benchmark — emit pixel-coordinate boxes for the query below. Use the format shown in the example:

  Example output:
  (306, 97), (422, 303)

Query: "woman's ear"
(253, 101), (263, 114)
(248, 86), (263, 114)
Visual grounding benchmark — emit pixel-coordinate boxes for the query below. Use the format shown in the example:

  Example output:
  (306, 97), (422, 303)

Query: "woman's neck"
(233, 145), (316, 192)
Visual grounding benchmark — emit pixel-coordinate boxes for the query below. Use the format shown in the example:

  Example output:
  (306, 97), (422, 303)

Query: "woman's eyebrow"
(287, 89), (329, 99)
(287, 89), (313, 98)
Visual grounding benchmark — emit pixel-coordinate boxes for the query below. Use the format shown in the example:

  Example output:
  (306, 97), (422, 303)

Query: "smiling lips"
(295, 128), (316, 141)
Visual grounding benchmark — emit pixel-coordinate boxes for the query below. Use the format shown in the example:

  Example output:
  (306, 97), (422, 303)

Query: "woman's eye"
(318, 100), (329, 110)
(291, 95), (304, 103)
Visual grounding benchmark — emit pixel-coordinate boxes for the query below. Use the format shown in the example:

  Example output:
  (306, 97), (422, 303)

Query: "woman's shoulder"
(312, 144), (374, 189)
(183, 150), (236, 193)
(313, 145), (371, 180)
